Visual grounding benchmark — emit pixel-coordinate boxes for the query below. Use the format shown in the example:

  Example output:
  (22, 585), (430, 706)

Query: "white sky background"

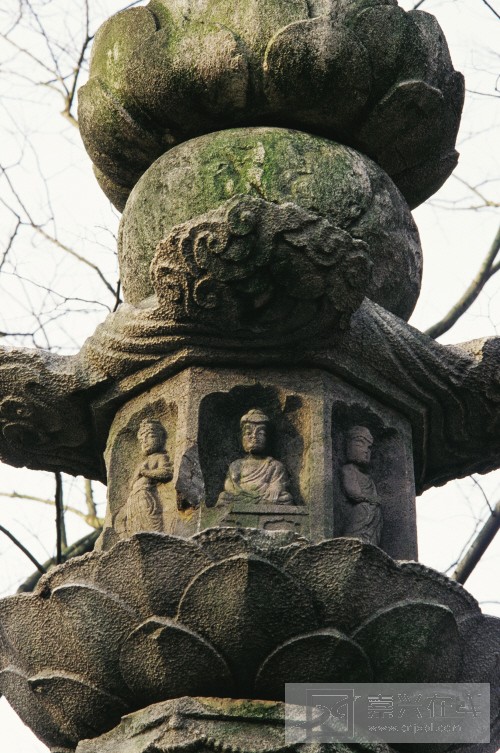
(0, 0), (499, 749)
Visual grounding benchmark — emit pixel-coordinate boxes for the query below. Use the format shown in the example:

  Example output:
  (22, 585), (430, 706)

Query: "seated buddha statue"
(217, 408), (293, 506)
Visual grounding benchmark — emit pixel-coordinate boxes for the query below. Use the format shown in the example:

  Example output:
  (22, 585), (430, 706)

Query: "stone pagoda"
(0, 1), (499, 752)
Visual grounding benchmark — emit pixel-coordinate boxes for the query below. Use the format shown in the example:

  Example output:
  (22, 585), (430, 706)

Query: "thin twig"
(63, 39), (92, 125)
(466, 88), (500, 100)
(0, 168), (118, 297)
(83, 479), (102, 529)
(55, 471), (65, 564)
(452, 500), (500, 584)
(425, 224), (500, 339)
(113, 279), (122, 312)
(470, 476), (495, 514)
(0, 217), (21, 273)
(0, 490), (102, 526)
(480, 0), (500, 21)
(0, 524), (46, 574)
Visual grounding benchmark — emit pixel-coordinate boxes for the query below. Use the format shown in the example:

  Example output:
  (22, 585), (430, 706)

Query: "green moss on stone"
(119, 127), (377, 305)
(200, 697), (283, 720)
(147, 0), (176, 28)
(90, 8), (158, 99)
(151, 0), (308, 55)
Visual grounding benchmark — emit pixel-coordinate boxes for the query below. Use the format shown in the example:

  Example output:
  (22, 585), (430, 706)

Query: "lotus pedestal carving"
(1, 532), (498, 753)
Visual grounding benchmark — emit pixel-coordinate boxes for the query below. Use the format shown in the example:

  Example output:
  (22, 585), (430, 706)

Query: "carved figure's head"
(240, 408), (270, 455)
(138, 418), (166, 455)
(346, 425), (373, 467)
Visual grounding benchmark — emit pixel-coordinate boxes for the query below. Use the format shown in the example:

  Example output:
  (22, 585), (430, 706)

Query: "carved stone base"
(99, 366), (417, 559)
(75, 696), (388, 753)
(74, 695), (500, 753)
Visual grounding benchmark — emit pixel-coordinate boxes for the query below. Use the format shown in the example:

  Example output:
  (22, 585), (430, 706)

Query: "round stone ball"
(119, 127), (422, 324)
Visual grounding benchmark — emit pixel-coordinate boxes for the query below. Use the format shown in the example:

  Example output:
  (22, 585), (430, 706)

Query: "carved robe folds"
(126, 452), (173, 533)
(218, 456), (293, 506)
(341, 463), (383, 547)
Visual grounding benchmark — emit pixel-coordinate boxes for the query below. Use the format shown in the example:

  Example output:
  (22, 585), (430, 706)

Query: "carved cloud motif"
(151, 195), (372, 337)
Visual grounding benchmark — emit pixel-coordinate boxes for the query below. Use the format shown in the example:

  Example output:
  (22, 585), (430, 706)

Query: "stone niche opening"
(198, 384), (305, 509)
(104, 398), (178, 543)
(198, 380), (310, 536)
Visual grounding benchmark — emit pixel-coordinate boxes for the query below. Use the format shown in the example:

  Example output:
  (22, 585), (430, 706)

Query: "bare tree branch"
(2, 34), (60, 81)
(62, 0), (91, 126)
(33, 225), (118, 297)
(0, 167), (118, 298)
(0, 489), (103, 527)
(83, 479), (103, 529)
(453, 175), (500, 209)
(113, 279), (122, 312)
(452, 499), (500, 584)
(0, 524), (47, 574)
(425, 224), (500, 339)
(55, 471), (66, 563)
(466, 88), (500, 100)
(0, 216), (21, 273)
(480, 0), (500, 21)
(1, 0), (103, 129)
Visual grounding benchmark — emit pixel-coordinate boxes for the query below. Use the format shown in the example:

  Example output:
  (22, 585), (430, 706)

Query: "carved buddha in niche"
(341, 425), (383, 546)
(125, 419), (173, 533)
(217, 409), (293, 506)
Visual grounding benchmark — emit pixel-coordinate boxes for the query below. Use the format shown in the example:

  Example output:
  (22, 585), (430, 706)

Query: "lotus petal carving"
(119, 618), (234, 703)
(79, 0), (464, 210)
(0, 531), (498, 752)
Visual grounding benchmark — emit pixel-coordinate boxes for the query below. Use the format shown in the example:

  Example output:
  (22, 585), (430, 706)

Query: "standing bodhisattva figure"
(218, 409), (293, 506)
(126, 419), (173, 533)
(342, 425), (383, 546)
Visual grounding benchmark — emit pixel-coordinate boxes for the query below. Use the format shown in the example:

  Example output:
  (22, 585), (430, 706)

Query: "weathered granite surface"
(341, 426), (383, 547)
(0, 347), (100, 479)
(75, 696), (500, 753)
(0, 532), (498, 752)
(2, 3), (494, 753)
(118, 129), (422, 322)
(78, 0), (464, 210)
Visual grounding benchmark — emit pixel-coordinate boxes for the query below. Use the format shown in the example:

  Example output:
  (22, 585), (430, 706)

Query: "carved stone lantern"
(0, 1), (499, 752)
